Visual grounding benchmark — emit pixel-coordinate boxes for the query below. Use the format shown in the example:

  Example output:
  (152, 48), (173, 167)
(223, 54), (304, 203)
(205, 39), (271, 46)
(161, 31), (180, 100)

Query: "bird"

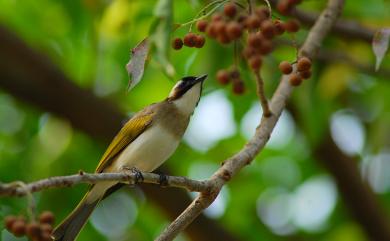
(52, 74), (207, 241)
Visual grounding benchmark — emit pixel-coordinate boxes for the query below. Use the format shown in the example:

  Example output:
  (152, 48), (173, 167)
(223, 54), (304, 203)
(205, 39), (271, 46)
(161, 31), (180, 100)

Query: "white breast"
(111, 124), (180, 172)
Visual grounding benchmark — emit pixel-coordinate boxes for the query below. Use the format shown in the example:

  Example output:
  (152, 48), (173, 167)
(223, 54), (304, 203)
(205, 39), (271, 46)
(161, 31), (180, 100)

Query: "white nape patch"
(173, 82), (202, 115)
(111, 124), (179, 172)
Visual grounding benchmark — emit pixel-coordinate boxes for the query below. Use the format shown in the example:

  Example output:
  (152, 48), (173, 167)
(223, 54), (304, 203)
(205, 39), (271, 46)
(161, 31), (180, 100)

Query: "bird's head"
(167, 75), (207, 114)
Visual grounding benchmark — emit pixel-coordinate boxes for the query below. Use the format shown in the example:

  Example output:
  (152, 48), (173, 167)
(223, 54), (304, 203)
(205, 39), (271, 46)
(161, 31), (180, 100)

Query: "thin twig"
(254, 71), (272, 117)
(155, 0), (345, 240)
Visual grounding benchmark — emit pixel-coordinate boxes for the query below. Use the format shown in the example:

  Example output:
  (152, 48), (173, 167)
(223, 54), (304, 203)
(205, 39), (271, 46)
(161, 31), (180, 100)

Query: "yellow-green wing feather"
(95, 110), (154, 173)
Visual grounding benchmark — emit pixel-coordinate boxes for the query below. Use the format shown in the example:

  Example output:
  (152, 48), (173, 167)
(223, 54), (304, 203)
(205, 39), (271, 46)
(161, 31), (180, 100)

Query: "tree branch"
(0, 172), (210, 197)
(155, 0), (345, 240)
(269, 0), (374, 42)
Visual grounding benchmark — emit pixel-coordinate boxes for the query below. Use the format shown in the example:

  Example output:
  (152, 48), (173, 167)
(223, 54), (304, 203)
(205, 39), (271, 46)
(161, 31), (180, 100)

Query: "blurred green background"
(0, 0), (390, 241)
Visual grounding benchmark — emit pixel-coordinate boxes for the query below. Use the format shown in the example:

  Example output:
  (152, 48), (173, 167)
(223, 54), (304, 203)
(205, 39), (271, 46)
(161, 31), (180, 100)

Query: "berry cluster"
(277, 0), (303, 16)
(172, 0), (308, 95)
(4, 211), (55, 241)
(278, 56), (312, 86)
(216, 69), (245, 94)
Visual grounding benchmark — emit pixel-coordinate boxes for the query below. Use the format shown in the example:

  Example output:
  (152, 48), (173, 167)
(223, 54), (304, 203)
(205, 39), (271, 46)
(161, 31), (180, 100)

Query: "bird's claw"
(122, 166), (144, 184)
(159, 173), (168, 187)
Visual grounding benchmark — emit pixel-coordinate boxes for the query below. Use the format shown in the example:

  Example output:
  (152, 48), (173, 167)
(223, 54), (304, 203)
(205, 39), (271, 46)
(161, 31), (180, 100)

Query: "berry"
(242, 47), (256, 59)
(226, 21), (242, 39)
(26, 222), (41, 239)
(246, 15), (261, 29)
(40, 223), (53, 234)
(216, 70), (230, 85)
(194, 35), (205, 48)
(233, 80), (245, 94)
(297, 57), (312, 72)
(171, 38), (183, 50)
(206, 23), (218, 38)
(288, 0), (302, 5)
(249, 56), (262, 71)
(230, 69), (240, 79)
(39, 211), (55, 225)
(276, 0), (293, 16)
(289, 73), (302, 86)
(237, 14), (248, 25)
(260, 20), (275, 39)
(196, 20), (208, 32)
(279, 61), (293, 74)
(217, 33), (231, 44)
(183, 33), (197, 47)
(211, 13), (223, 22)
(224, 2), (237, 17)
(41, 232), (53, 241)
(214, 21), (227, 36)
(300, 70), (312, 79)
(4, 215), (17, 231)
(254, 7), (269, 21)
(248, 33), (262, 48)
(259, 40), (273, 55)
(11, 220), (26, 237)
(274, 20), (285, 35)
(284, 19), (300, 33)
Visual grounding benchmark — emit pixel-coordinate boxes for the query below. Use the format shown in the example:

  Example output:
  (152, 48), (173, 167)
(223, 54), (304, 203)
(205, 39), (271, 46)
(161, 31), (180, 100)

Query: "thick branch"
(155, 0), (345, 240)
(0, 172), (210, 197)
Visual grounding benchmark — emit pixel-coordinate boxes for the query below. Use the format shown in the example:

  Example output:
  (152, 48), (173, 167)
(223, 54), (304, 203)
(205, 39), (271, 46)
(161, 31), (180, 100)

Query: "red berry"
(233, 80), (245, 94)
(300, 70), (312, 79)
(26, 222), (41, 239)
(242, 47), (256, 59)
(171, 38), (183, 50)
(40, 223), (53, 234)
(284, 19), (300, 33)
(297, 57), (312, 71)
(39, 211), (55, 225)
(194, 35), (205, 48)
(289, 73), (302, 86)
(206, 23), (218, 38)
(288, 0), (302, 5)
(211, 13), (223, 22)
(259, 40), (273, 55)
(277, 0), (293, 16)
(249, 56), (262, 71)
(237, 14), (248, 25)
(214, 21), (227, 35)
(248, 33), (262, 48)
(11, 220), (26, 237)
(246, 15), (261, 29)
(279, 61), (293, 74)
(254, 7), (269, 21)
(41, 232), (53, 241)
(230, 69), (240, 79)
(224, 2), (237, 17)
(183, 33), (197, 47)
(260, 20), (275, 39)
(4, 216), (17, 231)
(196, 20), (208, 32)
(273, 20), (285, 35)
(226, 21), (242, 39)
(217, 33), (231, 44)
(216, 70), (230, 85)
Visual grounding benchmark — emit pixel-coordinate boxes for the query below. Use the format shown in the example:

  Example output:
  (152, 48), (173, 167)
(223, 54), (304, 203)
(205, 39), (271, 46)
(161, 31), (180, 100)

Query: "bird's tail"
(52, 184), (107, 241)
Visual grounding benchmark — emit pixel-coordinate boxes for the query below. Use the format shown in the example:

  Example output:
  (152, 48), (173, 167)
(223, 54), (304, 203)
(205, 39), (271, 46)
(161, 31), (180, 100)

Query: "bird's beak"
(195, 74), (208, 84)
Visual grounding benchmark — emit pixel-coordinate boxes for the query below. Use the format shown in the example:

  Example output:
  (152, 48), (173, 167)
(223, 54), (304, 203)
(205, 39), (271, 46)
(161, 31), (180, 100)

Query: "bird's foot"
(158, 173), (168, 187)
(122, 166), (144, 184)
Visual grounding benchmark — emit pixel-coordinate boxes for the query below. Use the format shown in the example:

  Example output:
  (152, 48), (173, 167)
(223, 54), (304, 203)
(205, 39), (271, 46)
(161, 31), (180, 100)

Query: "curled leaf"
(372, 28), (390, 71)
(126, 38), (150, 91)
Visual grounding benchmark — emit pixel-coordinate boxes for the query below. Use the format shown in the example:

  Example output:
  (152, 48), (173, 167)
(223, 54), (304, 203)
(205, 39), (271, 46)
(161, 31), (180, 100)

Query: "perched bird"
(52, 75), (207, 241)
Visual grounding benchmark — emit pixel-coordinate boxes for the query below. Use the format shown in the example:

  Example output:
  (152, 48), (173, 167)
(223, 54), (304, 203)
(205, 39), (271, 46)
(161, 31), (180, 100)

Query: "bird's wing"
(95, 108), (155, 173)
